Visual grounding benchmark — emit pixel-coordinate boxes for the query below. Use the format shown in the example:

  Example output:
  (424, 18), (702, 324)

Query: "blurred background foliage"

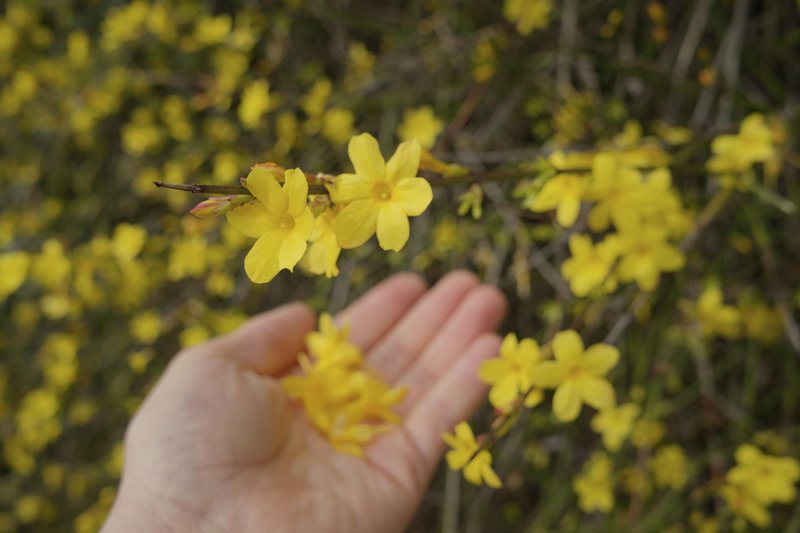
(0, 0), (799, 531)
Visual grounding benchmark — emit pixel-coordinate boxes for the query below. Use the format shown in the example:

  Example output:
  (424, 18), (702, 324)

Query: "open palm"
(104, 271), (506, 533)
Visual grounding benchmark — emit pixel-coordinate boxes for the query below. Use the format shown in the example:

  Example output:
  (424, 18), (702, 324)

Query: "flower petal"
(226, 202), (275, 237)
(556, 194), (581, 227)
(553, 380), (582, 422)
(531, 361), (566, 388)
(376, 204), (410, 251)
(294, 208), (315, 240)
(284, 168), (309, 217)
(332, 173), (371, 204)
(393, 177), (432, 216)
(552, 330), (584, 363)
(579, 376), (616, 411)
(332, 200), (379, 249)
(386, 138), (421, 183)
(279, 231), (308, 271)
(244, 231), (282, 283)
(582, 344), (619, 376)
(348, 133), (385, 182)
(245, 168), (286, 214)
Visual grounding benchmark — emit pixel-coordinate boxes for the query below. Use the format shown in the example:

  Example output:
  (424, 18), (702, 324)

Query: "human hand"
(103, 271), (506, 532)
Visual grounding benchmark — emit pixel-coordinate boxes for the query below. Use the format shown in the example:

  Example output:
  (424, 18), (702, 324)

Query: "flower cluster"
(281, 314), (406, 457)
(225, 133), (433, 283)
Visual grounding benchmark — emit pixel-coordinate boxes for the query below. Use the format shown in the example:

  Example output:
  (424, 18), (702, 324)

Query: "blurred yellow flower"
(321, 107), (355, 145)
(686, 286), (741, 339)
(573, 452), (614, 513)
(615, 223), (685, 292)
(130, 311), (162, 344)
(396, 106), (444, 149)
(591, 402), (639, 452)
(503, 0), (553, 35)
(0, 250), (30, 299)
(727, 444), (799, 505)
(479, 333), (544, 410)
(649, 444), (690, 490)
(238, 79), (271, 130)
(332, 133), (432, 251)
(533, 330), (619, 422)
(707, 113), (775, 175)
(442, 422), (502, 488)
(561, 234), (619, 297)
(526, 173), (587, 227)
(227, 168), (314, 283)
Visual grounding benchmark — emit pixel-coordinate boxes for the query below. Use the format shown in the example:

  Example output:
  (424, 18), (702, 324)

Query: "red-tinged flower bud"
(190, 195), (252, 218)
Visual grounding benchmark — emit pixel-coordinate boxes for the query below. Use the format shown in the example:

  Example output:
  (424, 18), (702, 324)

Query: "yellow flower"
(684, 286), (741, 339)
(631, 419), (665, 449)
(503, 0), (553, 35)
(526, 173), (587, 227)
(727, 444), (799, 505)
(533, 330), (619, 422)
(227, 168), (314, 283)
(321, 107), (355, 146)
(238, 79), (271, 130)
(615, 222), (685, 291)
(305, 208), (341, 278)
(573, 452), (615, 513)
(707, 113), (774, 175)
(478, 333), (544, 410)
(649, 444), (690, 490)
(306, 313), (360, 367)
(590, 402), (639, 452)
(396, 106), (444, 149)
(561, 234), (619, 297)
(720, 478), (771, 528)
(332, 133), (432, 251)
(442, 422), (502, 488)
(586, 153), (645, 232)
(130, 311), (162, 344)
(0, 251), (30, 299)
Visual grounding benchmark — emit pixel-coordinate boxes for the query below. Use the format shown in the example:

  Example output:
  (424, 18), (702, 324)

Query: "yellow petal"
(245, 168), (286, 214)
(556, 194), (581, 227)
(582, 344), (619, 376)
(579, 376), (616, 411)
(332, 173), (371, 204)
(592, 153), (618, 182)
(279, 231), (308, 271)
(226, 201), (275, 238)
(348, 133), (385, 182)
(284, 168), (309, 217)
(386, 138), (421, 183)
(244, 230), (282, 283)
(294, 208), (315, 239)
(531, 361), (566, 388)
(553, 380), (582, 422)
(392, 177), (432, 216)
(332, 200), (379, 249)
(552, 330), (584, 363)
(376, 204), (410, 251)
(488, 377), (519, 408)
(478, 358), (509, 383)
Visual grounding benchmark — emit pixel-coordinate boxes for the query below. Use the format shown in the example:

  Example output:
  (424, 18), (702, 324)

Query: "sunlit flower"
(305, 208), (341, 278)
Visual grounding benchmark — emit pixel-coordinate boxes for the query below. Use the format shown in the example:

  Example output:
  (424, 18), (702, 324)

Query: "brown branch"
(153, 181), (329, 196)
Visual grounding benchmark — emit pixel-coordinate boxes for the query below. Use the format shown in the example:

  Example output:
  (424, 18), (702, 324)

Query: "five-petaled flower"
(227, 167), (314, 283)
(533, 330), (619, 422)
(332, 133), (433, 252)
(442, 421), (503, 488)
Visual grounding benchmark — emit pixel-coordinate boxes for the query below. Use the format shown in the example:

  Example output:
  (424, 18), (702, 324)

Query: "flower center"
(278, 214), (295, 230)
(372, 182), (393, 202)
